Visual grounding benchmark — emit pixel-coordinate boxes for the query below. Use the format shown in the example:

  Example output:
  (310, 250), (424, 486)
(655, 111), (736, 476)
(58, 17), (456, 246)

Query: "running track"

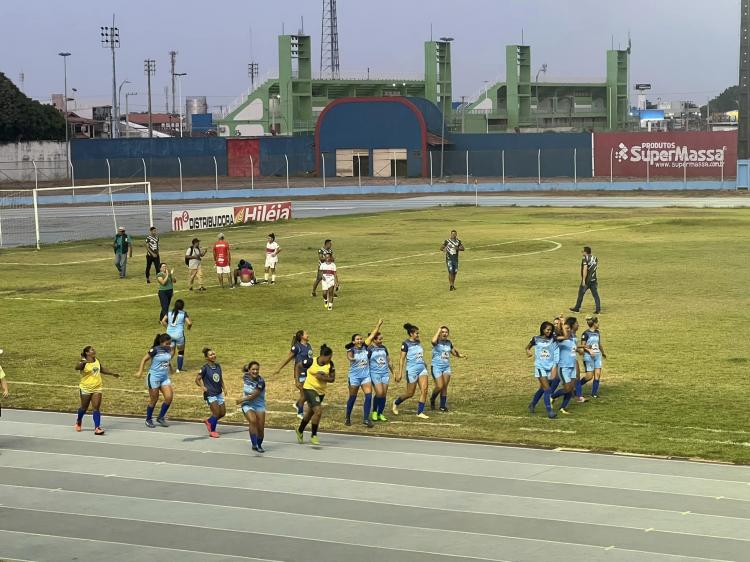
(0, 409), (748, 562)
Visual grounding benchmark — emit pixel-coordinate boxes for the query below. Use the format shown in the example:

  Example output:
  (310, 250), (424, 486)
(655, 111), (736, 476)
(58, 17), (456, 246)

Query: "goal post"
(0, 181), (154, 249)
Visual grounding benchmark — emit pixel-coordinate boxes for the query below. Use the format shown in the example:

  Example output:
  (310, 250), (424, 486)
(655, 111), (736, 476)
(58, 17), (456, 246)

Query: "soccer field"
(1, 205), (747, 463)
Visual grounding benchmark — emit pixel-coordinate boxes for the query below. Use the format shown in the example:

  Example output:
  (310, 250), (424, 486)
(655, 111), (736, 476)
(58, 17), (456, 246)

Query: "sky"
(0, 0), (739, 113)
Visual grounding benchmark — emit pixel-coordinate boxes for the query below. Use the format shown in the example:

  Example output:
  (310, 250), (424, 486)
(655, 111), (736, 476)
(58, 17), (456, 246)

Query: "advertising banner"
(171, 201), (292, 232)
(594, 131), (736, 178)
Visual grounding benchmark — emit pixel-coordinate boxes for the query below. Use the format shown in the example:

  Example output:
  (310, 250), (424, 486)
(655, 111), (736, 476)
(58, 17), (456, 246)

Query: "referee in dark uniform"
(311, 239), (333, 297)
(145, 226), (161, 284)
(570, 246), (601, 313)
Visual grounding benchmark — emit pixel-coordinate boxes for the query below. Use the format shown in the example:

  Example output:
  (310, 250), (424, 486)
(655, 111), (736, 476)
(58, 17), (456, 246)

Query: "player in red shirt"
(213, 233), (232, 289)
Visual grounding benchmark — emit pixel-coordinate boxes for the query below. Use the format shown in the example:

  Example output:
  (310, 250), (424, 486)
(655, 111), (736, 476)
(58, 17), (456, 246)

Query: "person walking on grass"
(440, 230), (464, 291)
(196, 347), (227, 438)
(263, 233), (281, 285)
(238, 361), (267, 452)
(74, 346), (120, 435)
(570, 246), (601, 314)
(136, 333), (174, 428)
(113, 226), (132, 279)
(576, 315), (607, 400)
(156, 263), (176, 323)
(295, 344), (335, 446)
(392, 323), (430, 419)
(526, 321), (559, 419)
(145, 226), (161, 284)
(186, 238), (207, 292)
(429, 325), (466, 412)
(213, 233), (232, 289)
(161, 299), (192, 373)
(319, 253), (338, 310)
(344, 319), (383, 428)
(311, 239), (333, 296)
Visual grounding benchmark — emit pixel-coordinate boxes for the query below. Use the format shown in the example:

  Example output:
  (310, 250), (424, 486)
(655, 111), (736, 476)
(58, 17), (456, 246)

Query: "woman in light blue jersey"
(135, 333), (174, 429)
(344, 319), (382, 428)
(393, 323), (430, 419)
(550, 317), (581, 414)
(161, 299), (192, 373)
(576, 316), (607, 400)
(525, 321), (559, 419)
(429, 325), (466, 412)
(368, 328), (394, 422)
(237, 360), (267, 453)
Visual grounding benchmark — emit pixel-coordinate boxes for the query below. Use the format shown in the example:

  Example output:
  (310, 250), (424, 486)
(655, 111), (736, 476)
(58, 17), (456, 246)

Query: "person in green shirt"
(113, 226), (133, 279)
(156, 263), (176, 322)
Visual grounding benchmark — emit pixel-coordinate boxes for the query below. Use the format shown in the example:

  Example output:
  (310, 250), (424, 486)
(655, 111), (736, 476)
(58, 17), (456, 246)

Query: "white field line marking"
(519, 427), (577, 434)
(0, 529), (280, 562)
(3, 484), (747, 551)
(5, 429), (747, 500)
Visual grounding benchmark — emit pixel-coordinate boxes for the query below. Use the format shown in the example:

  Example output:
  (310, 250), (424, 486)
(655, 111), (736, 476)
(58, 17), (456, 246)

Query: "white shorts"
(216, 265), (230, 274)
(264, 256), (278, 269)
(321, 277), (336, 291)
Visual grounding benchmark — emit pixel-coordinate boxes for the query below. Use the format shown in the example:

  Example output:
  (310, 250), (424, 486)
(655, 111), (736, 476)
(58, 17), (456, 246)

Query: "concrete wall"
(0, 141), (67, 183)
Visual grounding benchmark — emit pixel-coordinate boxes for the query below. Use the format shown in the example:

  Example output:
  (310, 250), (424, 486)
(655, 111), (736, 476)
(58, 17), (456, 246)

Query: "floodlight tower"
(100, 16), (120, 138)
(320, 0), (340, 78)
(739, 0), (750, 188)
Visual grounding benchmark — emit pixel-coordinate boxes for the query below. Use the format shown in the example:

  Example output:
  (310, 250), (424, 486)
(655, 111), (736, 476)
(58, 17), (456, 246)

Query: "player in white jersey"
(263, 233), (281, 284)
(318, 253), (338, 310)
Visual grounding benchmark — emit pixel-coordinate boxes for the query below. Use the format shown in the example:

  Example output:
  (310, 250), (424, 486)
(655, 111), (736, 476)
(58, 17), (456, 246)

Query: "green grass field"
(1, 205), (748, 463)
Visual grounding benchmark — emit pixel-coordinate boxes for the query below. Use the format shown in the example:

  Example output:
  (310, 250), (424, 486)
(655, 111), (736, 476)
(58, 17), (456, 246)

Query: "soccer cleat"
(576, 396), (588, 403)
(145, 419), (156, 428)
(569, 308), (580, 312)
(440, 406), (449, 413)
(311, 292), (317, 297)
(74, 422), (82, 432)
(363, 419), (374, 428)
(547, 410), (557, 419)
(559, 408), (571, 415)
(256, 445), (265, 453)
(370, 411), (378, 421)
(416, 412), (430, 419)
(594, 310), (601, 314)
(310, 435), (320, 445)
(344, 418), (352, 426)
(296, 412), (304, 420)
(175, 369), (181, 374)
(209, 431), (220, 438)
(378, 413), (388, 422)
(392, 403), (399, 415)
(327, 303), (333, 311)
(94, 427), (105, 436)
(251, 445), (258, 451)
(323, 301), (328, 309)
(156, 417), (169, 427)
(295, 428), (304, 443)
(204, 419), (212, 434)
(198, 287), (207, 292)
(528, 403), (536, 414)
(591, 394), (599, 399)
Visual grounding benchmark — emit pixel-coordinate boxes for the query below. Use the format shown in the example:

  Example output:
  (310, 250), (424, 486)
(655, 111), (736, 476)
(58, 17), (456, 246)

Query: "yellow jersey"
(79, 359), (103, 393)
(302, 357), (334, 395)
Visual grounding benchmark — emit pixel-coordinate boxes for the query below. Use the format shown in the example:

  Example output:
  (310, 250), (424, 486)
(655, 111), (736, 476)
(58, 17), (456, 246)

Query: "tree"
(0, 72), (66, 142)
(701, 85), (739, 117)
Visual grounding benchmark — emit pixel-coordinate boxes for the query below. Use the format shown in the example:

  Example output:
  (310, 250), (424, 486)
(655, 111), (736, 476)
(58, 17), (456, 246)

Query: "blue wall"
(259, 135), (315, 177)
(71, 138), (228, 179)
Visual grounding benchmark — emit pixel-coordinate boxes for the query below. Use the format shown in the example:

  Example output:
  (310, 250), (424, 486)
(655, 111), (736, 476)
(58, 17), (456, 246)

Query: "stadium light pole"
(117, 79), (130, 137)
(58, 52), (71, 176)
(535, 63), (547, 131)
(438, 36), (453, 179)
(100, 17), (120, 138)
(175, 72), (187, 137)
(124, 92), (137, 138)
(144, 59), (156, 138)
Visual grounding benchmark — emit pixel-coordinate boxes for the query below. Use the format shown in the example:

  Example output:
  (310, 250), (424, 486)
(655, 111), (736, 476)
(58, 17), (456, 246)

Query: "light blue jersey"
(582, 329), (602, 370)
(147, 345), (172, 388)
(165, 310), (188, 346)
(528, 336), (559, 374)
(401, 339), (427, 383)
(431, 339), (453, 377)
(241, 373), (267, 413)
(348, 345), (371, 386)
(368, 344), (391, 385)
(558, 333), (578, 383)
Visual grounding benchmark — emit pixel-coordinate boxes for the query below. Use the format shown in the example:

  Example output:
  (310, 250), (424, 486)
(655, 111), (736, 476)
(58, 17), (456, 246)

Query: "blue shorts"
(242, 401), (265, 414)
(584, 355), (602, 371)
(170, 335), (185, 348)
(446, 259), (458, 273)
(348, 371), (372, 387)
(370, 371), (390, 385)
(534, 367), (553, 379)
(431, 366), (451, 379)
(406, 368), (428, 384)
(147, 372), (171, 389)
(206, 393), (225, 405)
(559, 367), (576, 384)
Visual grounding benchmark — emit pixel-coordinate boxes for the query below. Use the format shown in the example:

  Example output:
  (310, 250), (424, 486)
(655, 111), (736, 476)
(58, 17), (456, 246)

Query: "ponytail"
(403, 323), (418, 336)
(172, 299), (184, 323)
(81, 345), (93, 359)
(319, 343), (333, 357)
(291, 329), (304, 348)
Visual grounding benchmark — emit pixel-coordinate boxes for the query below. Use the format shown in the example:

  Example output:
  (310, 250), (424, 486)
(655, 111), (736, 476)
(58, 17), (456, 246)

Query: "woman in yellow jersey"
(75, 346), (120, 435)
(295, 344), (335, 446)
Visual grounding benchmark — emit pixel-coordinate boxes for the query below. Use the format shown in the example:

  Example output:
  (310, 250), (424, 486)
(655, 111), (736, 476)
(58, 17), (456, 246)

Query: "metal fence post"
(465, 150), (469, 186)
(429, 151), (433, 186)
(106, 158), (111, 185)
(33, 188), (40, 250)
(147, 182), (154, 227)
(474, 178), (478, 207)
(392, 150), (397, 187)
(321, 153), (325, 189)
(683, 162), (687, 189)
(501, 150), (505, 184)
(609, 148), (613, 183)
(108, 186), (118, 233)
(249, 154), (255, 190)
(141, 157), (147, 186)
(537, 149), (541, 185)
(646, 157), (650, 184)
(284, 154), (290, 189)
(213, 155), (219, 191)
(357, 155), (362, 188)
(32, 160), (38, 190)
(69, 159), (75, 192)
(721, 161), (724, 188)
(573, 148), (577, 185)
(177, 157), (183, 192)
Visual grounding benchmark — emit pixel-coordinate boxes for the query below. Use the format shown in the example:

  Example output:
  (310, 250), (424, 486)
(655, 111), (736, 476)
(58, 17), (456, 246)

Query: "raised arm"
(364, 319), (383, 347)
(431, 327), (441, 346)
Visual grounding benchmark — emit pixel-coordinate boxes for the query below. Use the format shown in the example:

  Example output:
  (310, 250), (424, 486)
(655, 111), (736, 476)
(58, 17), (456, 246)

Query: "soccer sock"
(549, 377), (561, 392)
(92, 410), (101, 428)
(440, 395), (447, 409)
(76, 408), (85, 423)
(264, 273), (269, 282)
(551, 389), (566, 400)
(592, 379), (600, 395)
(345, 395), (357, 419)
(311, 423), (319, 436)
(249, 433), (258, 448)
(417, 401), (425, 414)
(158, 403), (170, 420)
(379, 396), (387, 414)
(430, 390), (440, 402)
(208, 415), (218, 431)
(298, 420), (308, 433)
(531, 388), (544, 407)
(257, 436), (263, 447)
(394, 396), (403, 406)
(561, 392), (573, 409)
(543, 389), (553, 412)
(177, 354), (184, 371)
(363, 393), (372, 421)
(271, 274), (276, 283)
(146, 405), (155, 421)
(575, 379), (583, 398)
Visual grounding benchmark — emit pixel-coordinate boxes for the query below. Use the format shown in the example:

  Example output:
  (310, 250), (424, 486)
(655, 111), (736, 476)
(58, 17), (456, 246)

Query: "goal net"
(0, 182), (153, 249)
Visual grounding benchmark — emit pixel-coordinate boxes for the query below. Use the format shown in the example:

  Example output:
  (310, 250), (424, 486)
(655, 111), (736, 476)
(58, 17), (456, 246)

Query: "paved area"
(0, 409), (747, 561)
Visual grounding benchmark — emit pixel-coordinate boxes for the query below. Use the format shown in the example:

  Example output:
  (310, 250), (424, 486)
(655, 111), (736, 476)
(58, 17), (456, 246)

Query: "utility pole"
(58, 52), (71, 174)
(124, 91), (137, 137)
(164, 85), (169, 114)
(248, 62), (259, 89)
(169, 50), (177, 114)
(144, 59), (156, 138)
(100, 16), (120, 138)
